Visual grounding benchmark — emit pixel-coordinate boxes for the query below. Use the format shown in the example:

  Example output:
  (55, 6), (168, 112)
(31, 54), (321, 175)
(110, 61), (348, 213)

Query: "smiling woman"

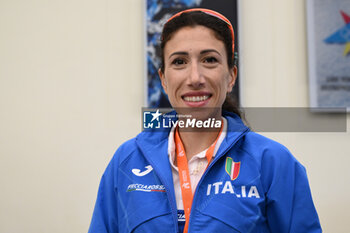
(88, 9), (322, 233)
(159, 25), (235, 113)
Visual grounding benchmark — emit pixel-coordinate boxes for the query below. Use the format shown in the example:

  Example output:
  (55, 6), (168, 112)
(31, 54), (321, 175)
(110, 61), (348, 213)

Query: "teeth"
(184, 95), (210, 102)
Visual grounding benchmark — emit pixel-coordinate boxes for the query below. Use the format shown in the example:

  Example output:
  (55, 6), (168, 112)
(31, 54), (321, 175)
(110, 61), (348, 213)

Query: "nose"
(187, 61), (205, 89)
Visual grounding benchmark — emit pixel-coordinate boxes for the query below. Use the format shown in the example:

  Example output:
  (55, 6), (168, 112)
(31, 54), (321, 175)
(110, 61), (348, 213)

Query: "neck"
(177, 118), (222, 160)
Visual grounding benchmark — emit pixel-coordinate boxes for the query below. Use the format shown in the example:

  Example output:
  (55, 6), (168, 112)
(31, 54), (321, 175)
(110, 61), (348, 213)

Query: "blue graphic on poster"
(324, 11), (350, 56)
(146, 0), (203, 108)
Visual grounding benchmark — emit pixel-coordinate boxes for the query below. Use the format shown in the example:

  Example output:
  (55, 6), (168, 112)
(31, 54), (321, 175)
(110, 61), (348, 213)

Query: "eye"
(203, 56), (218, 64)
(172, 58), (186, 66)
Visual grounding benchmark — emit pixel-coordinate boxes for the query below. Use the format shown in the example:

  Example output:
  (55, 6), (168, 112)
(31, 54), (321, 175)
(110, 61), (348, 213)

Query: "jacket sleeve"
(262, 146), (322, 233)
(88, 155), (119, 233)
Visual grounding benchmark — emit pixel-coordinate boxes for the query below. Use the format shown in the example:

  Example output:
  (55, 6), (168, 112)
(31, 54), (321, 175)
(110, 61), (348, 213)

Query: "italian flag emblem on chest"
(225, 157), (241, 181)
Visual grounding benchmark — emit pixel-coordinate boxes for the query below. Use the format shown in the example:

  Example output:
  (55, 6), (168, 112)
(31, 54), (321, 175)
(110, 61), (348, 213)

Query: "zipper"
(187, 128), (250, 232)
(136, 141), (179, 233)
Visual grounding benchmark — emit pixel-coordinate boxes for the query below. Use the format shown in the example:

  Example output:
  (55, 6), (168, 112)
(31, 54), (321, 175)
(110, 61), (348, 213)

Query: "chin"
(176, 107), (222, 121)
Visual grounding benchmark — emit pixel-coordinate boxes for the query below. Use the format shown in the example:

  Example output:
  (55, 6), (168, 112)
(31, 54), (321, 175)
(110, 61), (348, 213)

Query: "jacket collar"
(135, 111), (249, 182)
(215, 111), (250, 159)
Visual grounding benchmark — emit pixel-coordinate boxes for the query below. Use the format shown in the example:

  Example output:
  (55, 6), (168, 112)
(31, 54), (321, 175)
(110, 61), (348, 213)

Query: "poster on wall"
(307, 0), (350, 112)
(145, 0), (239, 108)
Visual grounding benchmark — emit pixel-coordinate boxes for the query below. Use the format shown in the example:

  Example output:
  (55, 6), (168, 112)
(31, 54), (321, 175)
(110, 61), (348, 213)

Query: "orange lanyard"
(174, 123), (223, 233)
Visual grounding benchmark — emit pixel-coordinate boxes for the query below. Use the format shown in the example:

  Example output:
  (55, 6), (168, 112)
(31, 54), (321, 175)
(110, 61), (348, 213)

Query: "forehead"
(164, 25), (226, 55)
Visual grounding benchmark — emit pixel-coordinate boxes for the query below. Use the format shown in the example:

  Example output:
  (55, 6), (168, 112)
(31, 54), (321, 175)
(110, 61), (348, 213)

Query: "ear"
(158, 69), (168, 94)
(227, 66), (237, 93)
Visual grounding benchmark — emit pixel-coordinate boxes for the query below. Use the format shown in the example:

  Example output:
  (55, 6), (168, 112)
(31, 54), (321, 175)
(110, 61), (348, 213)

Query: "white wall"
(240, 1), (350, 233)
(0, 0), (348, 232)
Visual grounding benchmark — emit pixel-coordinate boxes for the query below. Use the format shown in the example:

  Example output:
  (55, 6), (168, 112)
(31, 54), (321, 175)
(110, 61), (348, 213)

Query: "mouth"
(181, 92), (212, 107)
(183, 95), (211, 102)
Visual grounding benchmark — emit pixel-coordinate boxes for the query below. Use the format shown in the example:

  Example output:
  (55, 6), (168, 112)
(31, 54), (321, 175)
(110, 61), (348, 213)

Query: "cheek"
(164, 70), (183, 95)
(223, 81), (230, 94)
(215, 73), (230, 91)
(216, 75), (231, 101)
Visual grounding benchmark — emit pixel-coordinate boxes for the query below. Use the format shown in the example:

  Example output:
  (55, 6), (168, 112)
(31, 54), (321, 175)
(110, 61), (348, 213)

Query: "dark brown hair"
(160, 10), (242, 118)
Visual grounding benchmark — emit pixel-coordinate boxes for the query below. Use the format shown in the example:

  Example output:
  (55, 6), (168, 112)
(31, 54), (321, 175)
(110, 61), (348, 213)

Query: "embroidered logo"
(225, 157), (240, 181)
(126, 183), (165, 193)
(132, 165), (153, 177)
(177, 210), (186, 222)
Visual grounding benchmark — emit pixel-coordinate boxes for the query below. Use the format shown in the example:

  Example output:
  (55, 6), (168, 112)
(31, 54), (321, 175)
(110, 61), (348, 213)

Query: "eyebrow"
(168, 49), (221, 59)
(168, 51), (188, 59)
(200, 49), (221, 55)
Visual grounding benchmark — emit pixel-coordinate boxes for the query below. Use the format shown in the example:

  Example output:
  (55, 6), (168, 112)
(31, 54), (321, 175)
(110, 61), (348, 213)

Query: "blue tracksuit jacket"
(88, 112), (322, 233)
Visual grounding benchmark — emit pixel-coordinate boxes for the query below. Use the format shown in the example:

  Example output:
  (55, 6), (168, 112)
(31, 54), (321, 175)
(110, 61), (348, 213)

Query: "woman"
(89, 9), (322, 233)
